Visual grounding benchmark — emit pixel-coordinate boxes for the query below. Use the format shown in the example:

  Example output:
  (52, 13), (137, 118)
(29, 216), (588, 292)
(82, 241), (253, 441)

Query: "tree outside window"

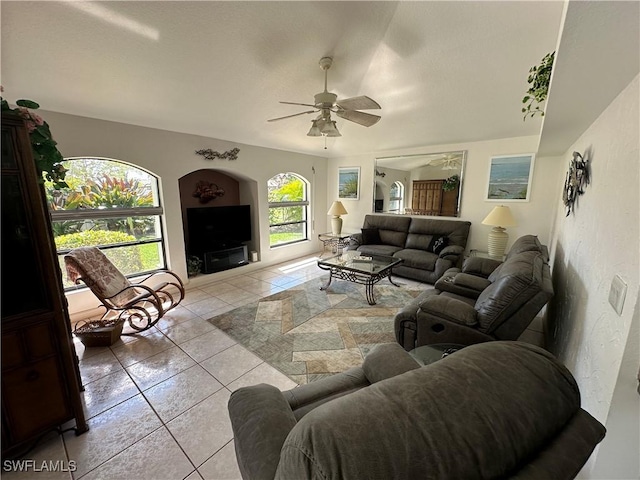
(268, 173), (309, 247)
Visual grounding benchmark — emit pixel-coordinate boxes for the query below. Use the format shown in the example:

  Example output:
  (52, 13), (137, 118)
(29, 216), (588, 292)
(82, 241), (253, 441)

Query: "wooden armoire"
(411, 180), (459, 216)
(1, 113), (88, 458)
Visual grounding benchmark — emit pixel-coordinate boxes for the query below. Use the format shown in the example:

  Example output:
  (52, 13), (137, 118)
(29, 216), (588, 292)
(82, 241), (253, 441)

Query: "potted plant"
(442, 174), (460, 192)
(522, 51), (555, 121)
(187, 255), (203, 277)
(1, 87), (68, 188)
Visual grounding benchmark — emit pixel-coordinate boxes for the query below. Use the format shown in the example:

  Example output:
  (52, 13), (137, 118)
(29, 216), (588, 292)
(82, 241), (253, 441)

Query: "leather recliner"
(395, 235), (553, 349)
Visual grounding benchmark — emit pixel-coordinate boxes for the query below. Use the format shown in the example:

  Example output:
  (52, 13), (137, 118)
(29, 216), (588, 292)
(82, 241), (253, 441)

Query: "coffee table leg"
(388, 273), (401, 287)
(365, 280), (376, 305)
(320, 270), (333, 291)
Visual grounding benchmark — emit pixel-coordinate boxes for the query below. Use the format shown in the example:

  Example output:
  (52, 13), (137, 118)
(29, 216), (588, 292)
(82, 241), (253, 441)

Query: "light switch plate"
(608, 275), (627, 316)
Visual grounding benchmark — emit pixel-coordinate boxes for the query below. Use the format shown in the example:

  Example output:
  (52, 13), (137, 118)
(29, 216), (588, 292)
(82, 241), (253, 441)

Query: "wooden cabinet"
(412, 180), (443, 215)
(411, 180), (459, 216)
(1, 114), (87, 458)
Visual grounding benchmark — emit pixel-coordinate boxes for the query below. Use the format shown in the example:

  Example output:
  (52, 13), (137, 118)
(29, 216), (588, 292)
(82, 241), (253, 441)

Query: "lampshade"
(482, 205), (517, 227)
(327, 201), (348, 216)
(307, 120), (322, 137)
(482, 205), (516, 259)
(321, 120), (341, 137)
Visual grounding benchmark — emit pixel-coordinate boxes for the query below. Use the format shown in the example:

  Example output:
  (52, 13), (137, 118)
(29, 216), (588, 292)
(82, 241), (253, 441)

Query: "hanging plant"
(1, 87), (68, 188)
(442, 174), (460, 192)
(522, 51), (555, 121)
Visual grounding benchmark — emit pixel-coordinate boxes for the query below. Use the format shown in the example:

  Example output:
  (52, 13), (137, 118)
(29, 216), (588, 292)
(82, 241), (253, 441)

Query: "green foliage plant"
(1, 87), (68, 188)
(442, 174), (460, 192)
(522, 52), (555, 121)
(55, 230), (143, 273)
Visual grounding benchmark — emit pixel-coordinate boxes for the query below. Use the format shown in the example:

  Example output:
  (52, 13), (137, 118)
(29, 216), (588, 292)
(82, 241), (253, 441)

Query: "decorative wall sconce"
(562, 151), (590, 216)
(195, 147), (240, 161)
(193, 181), (225, 203)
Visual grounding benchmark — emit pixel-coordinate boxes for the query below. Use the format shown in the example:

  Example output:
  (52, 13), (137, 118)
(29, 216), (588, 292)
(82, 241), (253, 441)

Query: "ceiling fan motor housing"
(314, 92), (337, 109)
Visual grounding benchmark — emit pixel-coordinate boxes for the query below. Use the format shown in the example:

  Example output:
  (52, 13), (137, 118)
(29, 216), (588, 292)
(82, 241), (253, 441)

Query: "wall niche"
(179, 169), (253, 275)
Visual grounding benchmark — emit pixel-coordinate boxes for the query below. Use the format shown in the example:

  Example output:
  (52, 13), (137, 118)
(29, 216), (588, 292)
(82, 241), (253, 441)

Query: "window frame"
(48, 157), (168, 290)
(388, 181), (404, 213)
(267, 173), (310, 248)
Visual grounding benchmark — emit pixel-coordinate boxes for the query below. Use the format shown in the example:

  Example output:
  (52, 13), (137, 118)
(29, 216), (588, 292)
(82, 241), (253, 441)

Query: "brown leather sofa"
(228, 342), (605, 480)
(395, 235), (553, 349)
(347, 214), (471, 284)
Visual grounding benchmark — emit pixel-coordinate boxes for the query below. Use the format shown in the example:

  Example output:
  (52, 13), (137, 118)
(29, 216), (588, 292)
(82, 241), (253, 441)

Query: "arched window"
(389, 181), (404, 213)
(267, 172), (309, 247)
(46, 158), (166, 288)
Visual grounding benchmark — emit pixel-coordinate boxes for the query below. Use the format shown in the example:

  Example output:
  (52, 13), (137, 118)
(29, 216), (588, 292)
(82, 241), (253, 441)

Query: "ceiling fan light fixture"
(307, 121), (322, 137)
(321, 120), (341, 137)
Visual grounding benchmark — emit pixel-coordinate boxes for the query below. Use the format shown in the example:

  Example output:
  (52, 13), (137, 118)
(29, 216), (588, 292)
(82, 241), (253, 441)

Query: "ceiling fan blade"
(267, 110), (316, 122)
(280, 101), (317, 107)
(336, 109), (381, 127)
(337, 95), (381, 111)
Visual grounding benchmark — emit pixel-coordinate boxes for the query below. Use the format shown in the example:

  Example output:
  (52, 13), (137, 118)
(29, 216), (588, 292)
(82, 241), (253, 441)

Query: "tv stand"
(203, 245), (248, 274)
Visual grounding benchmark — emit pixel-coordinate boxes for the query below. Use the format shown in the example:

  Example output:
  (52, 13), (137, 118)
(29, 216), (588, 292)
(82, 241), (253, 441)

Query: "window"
(267, 173), (309, 247)
(389, 181), (404, 213)
(46, 158), (165, 289)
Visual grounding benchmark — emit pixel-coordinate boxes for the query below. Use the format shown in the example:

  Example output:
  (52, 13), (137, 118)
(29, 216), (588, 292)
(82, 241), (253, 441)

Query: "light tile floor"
(3, 253), (543, 480)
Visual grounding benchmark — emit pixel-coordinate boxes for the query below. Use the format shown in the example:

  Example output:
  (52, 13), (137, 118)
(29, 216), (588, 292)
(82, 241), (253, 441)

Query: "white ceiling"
(1, 1), (564, 158)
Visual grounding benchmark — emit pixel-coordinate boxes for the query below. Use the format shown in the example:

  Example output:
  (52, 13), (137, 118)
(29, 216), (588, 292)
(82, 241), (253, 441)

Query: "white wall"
(41, 111), (328, 318)
(545, 75), (639, 479)
(328, 136), (564, 252)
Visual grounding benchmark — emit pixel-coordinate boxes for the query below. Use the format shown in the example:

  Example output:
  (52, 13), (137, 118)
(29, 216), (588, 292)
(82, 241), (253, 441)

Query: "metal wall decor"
(562, 151), (590, 216)
(195, 147), (240, 161)
(193, 181), (225, 203)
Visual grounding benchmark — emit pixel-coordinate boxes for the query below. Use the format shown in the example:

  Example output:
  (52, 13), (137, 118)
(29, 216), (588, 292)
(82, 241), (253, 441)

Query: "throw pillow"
(429, 235), (449, 254)
(361, 228), (381, 245)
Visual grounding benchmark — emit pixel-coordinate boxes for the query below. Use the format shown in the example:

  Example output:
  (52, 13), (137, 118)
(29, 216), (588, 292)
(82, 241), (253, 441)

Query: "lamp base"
(487, 227), (508, 259)
(331, 216), (343, 236)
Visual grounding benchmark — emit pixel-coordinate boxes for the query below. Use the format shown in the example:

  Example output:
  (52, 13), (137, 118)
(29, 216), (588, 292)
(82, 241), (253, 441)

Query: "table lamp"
(327, 201), (348, 235)
(482, 205), (517, 259)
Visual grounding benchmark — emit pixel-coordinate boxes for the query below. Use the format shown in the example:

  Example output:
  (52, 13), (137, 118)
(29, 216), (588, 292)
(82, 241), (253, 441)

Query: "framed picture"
(338, 167), (360, 200)
(486, 154), (535, 202)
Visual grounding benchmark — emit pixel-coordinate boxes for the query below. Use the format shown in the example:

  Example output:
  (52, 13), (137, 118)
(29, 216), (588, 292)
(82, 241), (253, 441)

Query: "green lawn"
(270, 232), (303, 245)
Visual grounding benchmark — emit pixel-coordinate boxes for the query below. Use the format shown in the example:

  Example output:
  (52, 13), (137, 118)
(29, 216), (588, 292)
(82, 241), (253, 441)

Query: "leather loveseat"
(395, 235), (553, 349)
(347, 214), (471, 284)
(228, 341), (605, 480)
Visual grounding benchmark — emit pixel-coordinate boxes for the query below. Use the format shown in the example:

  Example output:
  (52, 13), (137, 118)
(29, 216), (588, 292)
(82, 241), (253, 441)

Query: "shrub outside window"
(46, 158), (166, 289)
(389, 181), (404, 213)
(268, 173), (309, 247)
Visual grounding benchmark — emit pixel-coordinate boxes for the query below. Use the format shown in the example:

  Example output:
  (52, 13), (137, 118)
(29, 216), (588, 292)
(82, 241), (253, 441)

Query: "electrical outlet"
(608, 275), (627, 316)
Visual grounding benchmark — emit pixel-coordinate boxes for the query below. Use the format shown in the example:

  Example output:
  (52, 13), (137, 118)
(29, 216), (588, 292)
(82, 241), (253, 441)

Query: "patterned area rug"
(207, 276), (424, 384)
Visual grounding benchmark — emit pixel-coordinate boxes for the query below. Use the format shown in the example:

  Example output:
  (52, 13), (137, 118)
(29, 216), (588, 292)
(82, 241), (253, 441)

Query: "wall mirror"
(374, 150), (466, 217)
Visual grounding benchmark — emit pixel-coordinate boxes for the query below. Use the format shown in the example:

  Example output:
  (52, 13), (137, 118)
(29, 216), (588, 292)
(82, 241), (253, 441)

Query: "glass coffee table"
(317, 253), (402, 305)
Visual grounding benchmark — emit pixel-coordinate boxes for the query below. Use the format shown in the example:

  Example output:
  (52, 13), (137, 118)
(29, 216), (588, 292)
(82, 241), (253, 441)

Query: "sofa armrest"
(509, 409), (606, 480)
(362, 343), (420, 383)
(453, 273), (492, 291)
(228, 384), (297, 480)
(439, 244), (464, 260)
(461, 256), (502, 277)
(418, 295), (478, 326)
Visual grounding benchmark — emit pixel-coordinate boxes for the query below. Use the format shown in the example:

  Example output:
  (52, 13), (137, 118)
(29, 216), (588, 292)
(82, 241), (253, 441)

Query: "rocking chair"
(64, 247), (185, 334)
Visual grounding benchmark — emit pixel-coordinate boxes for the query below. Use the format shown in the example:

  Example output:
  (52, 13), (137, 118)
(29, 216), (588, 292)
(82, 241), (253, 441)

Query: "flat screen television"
(187, 205), (251, 254)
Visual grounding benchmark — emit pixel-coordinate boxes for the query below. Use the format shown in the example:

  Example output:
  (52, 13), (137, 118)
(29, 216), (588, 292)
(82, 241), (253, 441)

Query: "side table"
(409, 343), (466, 366)
(318, 232), (353, 257)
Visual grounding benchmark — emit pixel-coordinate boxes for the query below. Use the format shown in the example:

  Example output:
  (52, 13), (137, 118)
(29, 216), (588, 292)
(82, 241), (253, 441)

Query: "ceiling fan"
(427, 153), (463, 170)
(267, 57), (381, 137)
